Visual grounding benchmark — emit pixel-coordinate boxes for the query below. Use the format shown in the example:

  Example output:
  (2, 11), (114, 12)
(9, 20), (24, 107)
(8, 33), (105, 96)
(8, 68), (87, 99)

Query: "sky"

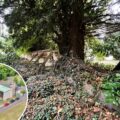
(0, 0), (120, 38)
(109, 0), (120, 14)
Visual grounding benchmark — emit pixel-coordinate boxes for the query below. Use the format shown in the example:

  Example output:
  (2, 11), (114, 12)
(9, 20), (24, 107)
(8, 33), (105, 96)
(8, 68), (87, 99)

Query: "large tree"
(1, 0), (120, 60)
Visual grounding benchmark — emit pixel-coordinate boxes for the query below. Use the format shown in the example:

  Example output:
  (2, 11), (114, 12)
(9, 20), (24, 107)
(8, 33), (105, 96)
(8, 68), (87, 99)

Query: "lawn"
(0, 102), (26, 120)
(0, 100), (3, 105)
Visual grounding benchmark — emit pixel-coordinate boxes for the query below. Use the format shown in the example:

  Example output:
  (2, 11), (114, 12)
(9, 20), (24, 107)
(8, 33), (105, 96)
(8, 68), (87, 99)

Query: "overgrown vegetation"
(20, 57), (120, 120)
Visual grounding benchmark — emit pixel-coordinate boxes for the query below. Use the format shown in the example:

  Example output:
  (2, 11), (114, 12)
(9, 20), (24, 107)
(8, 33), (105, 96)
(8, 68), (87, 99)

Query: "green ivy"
(102, 73), (120, 106)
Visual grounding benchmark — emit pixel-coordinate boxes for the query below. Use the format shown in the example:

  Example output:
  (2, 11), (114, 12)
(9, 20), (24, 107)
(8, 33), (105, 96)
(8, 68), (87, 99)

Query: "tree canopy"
(0, 64), (16, 80)
(1, 0), (120, 60)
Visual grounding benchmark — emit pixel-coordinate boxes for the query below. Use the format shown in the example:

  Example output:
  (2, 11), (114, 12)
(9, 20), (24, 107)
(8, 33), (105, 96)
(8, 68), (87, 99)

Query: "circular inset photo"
(0, 63), (28, 120)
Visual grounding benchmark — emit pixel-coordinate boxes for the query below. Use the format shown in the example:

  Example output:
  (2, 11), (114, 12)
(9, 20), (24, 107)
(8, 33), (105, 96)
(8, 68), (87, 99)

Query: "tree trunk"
(55, 0), (85, 60)
(69, 1), (85, 60)
(69, 15), (85, 60)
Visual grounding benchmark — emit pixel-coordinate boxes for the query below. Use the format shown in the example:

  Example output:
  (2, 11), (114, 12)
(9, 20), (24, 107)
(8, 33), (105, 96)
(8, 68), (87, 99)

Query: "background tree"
(14, 75), (25, 86)
(87, 33), (120, 59)
(0, 64), (16, 80)
(0, 38), (20, 65)
(1, 0), (120, 60)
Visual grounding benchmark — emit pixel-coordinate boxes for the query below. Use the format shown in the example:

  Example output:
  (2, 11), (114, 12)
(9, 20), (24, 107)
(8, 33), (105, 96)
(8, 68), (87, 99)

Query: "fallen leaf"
(93, 107), (101, 112)
(57, 108), (63, 113)
(83, 82), (94, 96)
(57, 105), (63, 113)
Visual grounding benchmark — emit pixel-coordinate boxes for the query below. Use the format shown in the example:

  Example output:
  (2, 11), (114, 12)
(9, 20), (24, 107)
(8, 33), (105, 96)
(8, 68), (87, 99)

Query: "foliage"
(0, 71), (7, 80)
(39, 80), (54, 98)
(86, 37), (104, 54)
(95, 52), (106, 60)
(102, 73), (120, 106)
(103, 34), (120, 59)
(14, 75), (25, 86)
(0, 39), (20, 65)
(87, 34), (120, 60)
(34, 103), (57, 120)
(86, 37), (106, 60)
(0, 64), (16, 80)
(2, 0), (120, 57)
(34, 102), (77, 120)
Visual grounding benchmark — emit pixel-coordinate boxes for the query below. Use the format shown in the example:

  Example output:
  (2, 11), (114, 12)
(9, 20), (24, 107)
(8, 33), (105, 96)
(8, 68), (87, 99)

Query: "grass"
(93, 59), (119, 65)
(0, 102), (26, 120)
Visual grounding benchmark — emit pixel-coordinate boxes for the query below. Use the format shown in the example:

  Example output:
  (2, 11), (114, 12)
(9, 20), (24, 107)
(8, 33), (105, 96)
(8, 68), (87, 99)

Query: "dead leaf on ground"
(93, 107), (101, 112)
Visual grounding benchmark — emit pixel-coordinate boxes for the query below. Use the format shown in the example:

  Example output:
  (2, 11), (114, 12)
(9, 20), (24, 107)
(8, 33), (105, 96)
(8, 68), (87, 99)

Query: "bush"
(0, 51), (19, 65)
(0, 39), (20, 65)
(14, 75), (25, 86)
(0, 64), (16, 80)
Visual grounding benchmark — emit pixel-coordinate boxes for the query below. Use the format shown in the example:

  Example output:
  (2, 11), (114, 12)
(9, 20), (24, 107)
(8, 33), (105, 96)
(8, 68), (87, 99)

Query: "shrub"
(0, 48), (20, 65)
(0, 64), (16, 80)
(14, 75), (25, 86)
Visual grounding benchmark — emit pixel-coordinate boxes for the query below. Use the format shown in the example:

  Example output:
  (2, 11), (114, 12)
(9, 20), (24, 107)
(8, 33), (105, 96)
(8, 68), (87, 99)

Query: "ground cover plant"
(102, 73), (120, 106)
(7, 56), (119, 120)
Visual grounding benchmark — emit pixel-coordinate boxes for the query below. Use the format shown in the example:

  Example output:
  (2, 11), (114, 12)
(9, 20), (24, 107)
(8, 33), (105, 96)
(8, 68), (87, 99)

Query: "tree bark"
(68, 1), (85, 60)
(55, 0), (85, 60)
(69, 14), (85, 60)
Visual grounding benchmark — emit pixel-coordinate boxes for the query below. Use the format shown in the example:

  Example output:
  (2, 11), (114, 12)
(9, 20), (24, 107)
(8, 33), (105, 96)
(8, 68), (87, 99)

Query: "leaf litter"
(11, 57), (120, 120)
